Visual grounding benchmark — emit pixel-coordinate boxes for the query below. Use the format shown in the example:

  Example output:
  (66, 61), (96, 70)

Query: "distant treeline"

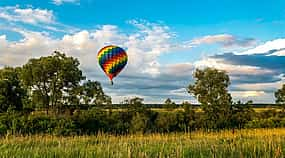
(96, 103), (283, 108)
(1, 51), (285, 136)
(32, 103), (284, 110)
(1, 101), (285, 136)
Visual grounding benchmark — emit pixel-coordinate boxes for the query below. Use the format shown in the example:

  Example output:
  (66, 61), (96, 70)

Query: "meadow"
(0, 128), (284, 158)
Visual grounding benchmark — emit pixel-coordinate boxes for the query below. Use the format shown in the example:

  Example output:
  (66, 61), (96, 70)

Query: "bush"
(244, 118), (284, 128)
(130, 113), (148, 133)
(155, 112), (178, 132)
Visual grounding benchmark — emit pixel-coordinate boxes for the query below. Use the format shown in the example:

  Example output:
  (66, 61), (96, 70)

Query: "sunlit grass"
(0, 128), (284, 157)
(151, 107), (282, 113)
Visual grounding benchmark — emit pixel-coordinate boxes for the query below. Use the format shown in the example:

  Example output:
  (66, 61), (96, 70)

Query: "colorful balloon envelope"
(97, 45), (128, 85)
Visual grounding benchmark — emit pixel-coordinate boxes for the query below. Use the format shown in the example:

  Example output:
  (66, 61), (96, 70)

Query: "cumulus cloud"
(0, 6), (55, 25)
(190, 34), (256, 48)
(0, 30), (57, 66)
(1, 22), (282, 103)
(0, 23), (170, 75)
(0, 6), (282, 104)
(0, 20), (196, 103)
(0, 6), (79, 34)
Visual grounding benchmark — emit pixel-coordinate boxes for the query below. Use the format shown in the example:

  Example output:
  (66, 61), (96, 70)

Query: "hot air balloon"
(97, 45), (128, 85)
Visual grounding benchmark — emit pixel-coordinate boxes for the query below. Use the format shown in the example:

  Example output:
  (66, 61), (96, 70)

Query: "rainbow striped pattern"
(97, 45), (128, 81)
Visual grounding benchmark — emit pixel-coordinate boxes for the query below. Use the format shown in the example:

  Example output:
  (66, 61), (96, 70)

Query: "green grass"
(0, 128), (285, 158)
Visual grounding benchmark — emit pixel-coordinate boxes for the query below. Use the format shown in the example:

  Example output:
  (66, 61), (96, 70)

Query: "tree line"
(0, 51), (285, 135)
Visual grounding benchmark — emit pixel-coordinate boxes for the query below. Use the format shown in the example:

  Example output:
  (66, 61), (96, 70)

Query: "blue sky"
(0, 0), (285, 103)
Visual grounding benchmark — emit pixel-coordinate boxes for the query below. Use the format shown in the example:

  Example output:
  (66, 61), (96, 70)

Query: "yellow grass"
(1, 128), (285, 157)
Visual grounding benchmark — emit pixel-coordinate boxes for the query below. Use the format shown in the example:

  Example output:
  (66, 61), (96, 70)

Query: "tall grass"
(0, 128), (284, 158)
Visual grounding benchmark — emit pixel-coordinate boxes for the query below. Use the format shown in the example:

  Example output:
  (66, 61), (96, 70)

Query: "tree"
(155, 112), (177, 132)
(62, 80), (112, 107)
(182, 101), (196, 131)
(130, 113), (148, 133)
(21, 51), (85, 112)
(62, 80), (112, 108)
(231, 100), (254, 130)
(275, 84), (285, 109)
(163, 98), (176, 110)
(122, 97), (145, 112)
(121, 97), (150, 133)
(187, 68), (232, 129)
(80, 80), (111, 106)
(0, 67), (27, 112)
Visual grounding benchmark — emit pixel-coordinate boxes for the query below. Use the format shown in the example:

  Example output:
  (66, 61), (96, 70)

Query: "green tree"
(64, 80), (111, 110)
(231, 100), (254, 130)
(182, 101), (196, 131)
(80, 80), (111, 106)
(130, 113), (148, 133)
(187, 68), (232, 129)
(21, 51), (85, 112)
(275, 84), (285, 109)
(155, 112), (177, 132)
(122, 97), (153, 133)
(123, 97), (145, 111)
(0, 67), (27, 112)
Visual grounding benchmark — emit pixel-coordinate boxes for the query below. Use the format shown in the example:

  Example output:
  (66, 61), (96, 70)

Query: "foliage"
(275, 84), (285, 109)
(230, 100), (255, 129)
(182, 101), (196, 131)
(21, 51), (85, 110)
(0, 67), (27, 112)
(123, 97), (146, 113)
(188, 68), (233, 129)
(63, 80), (111, 108)
(163, 98), (176, 110)
(79, 80), (111, 106)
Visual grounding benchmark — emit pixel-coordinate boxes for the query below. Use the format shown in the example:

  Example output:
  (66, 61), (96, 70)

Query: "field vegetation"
(0, 128), (284, 158)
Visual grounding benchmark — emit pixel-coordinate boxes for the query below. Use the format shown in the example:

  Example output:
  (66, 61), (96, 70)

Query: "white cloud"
(240, 38), (285, 55)
(162, 63), (194, 77)
(170, 88), (188, 97)
(194, 58), (274, 75)
(52, 0), (80, 5)
(0, 6), (55, 25)
(0, 6), (79, 33)
(192, 34), (234, 45)
(190, 34), (256, 48)
(232, 78), (284, 92)
(0, 30), (58, 66)
(231, 90), (273, 103)
(0, 17), (281, 103)
(0, 21), (190, 103)
(231, 90), (266, 97)
(3, 19), (218, 103)
(268, 49), (285, 56)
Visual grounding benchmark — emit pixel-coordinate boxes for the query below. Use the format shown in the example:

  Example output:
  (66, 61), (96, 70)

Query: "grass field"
(150, 107), (282, 113)
(0, 128), (284, 158)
